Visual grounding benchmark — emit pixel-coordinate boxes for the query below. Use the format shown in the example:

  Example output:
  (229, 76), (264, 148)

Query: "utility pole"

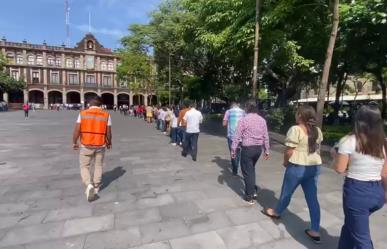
(252, 0), (261, 99)
(168, 53), (171, 106)
(65, 0), (70, 47)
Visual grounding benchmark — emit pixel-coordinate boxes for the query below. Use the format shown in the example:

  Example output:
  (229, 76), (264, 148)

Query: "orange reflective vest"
(80, 108), (109, 147)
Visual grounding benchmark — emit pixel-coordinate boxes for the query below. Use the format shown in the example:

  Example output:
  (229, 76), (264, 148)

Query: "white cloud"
(76, 24), (125, 38)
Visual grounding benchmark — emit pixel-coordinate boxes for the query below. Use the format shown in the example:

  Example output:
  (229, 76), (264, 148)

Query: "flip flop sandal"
(305, 229), (321, 244)
(261, 209), (281, 219)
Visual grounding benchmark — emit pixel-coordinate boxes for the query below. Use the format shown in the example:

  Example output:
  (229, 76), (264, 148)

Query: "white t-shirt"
(338, 135), (385, 181)
(171, 114), (178, 128)
(158, 110), (166, 121)
(183, 108), (203, 133)
(76, 106), (112, 126)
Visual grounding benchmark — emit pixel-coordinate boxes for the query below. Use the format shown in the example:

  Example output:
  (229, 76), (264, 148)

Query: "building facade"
(0, 33), (154, 109)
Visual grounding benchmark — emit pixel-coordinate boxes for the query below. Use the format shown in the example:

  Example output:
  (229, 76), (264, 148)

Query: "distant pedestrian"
(182, 102), (203, 161)
(262, 105), (322, 243)
(22, 103), (29, 118)
(72, 96), (112, 202)
(146, 105), (153, 123)
(177, 102), (190, 146)
(231, 100), (269, 205)
(170, 107), (179, 146)
(333, 104), (387, 249)
(223, 101), (245, 175)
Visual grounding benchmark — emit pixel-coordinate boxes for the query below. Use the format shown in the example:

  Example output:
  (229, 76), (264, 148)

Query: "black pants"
(241, 145), (262, 198)
(182, 132), (199, 161)
(24, 110), (29, 118)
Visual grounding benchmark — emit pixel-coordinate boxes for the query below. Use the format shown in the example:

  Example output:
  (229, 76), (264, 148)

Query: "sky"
(0, 0), (161, 49)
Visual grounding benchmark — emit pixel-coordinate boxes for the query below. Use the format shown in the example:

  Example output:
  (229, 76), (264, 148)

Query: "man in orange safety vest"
(72, 96), (112, 202)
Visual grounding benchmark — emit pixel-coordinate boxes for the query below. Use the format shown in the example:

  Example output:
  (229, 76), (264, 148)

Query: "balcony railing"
(84, 83), (97, 88)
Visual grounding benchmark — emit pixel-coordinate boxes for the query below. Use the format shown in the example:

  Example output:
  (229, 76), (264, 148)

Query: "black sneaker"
(305, 229), (321, 244)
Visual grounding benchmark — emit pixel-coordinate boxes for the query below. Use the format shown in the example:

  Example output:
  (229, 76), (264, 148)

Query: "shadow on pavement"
(212, 156), (245, 199)
(100, 166), (126, 191)
(212, 156), (340, 248)
(257, 188), (340, 248)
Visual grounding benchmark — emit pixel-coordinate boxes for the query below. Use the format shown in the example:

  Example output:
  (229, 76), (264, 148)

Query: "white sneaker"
(94, 186), (100, 194)
(171, 143), (177, 146)
(85, 184), (95, 202)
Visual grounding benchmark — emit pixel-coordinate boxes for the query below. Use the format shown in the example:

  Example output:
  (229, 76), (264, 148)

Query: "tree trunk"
(316, 0), (340, 128)
(379, 73), (386, 119)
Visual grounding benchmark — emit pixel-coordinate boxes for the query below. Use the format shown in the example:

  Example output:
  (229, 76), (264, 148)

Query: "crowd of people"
(73, 96), (387, 248)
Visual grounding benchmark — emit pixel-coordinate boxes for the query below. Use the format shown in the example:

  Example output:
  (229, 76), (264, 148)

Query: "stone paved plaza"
(0, 111), (386, 249)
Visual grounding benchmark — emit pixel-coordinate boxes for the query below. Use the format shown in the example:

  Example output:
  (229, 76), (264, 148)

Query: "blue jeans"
(171, 128), (178, 143)
(275, 163), (321, 232)
(227, 138), (241, 175)
(338, 178), (384, 249)
(177, 127), (185, 144)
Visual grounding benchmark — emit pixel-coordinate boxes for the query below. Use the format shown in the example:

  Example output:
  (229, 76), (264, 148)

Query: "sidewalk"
(0, 111), (385, 249)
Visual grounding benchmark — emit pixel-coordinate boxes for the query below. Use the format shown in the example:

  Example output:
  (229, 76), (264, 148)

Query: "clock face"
(86, 56), (94, 69)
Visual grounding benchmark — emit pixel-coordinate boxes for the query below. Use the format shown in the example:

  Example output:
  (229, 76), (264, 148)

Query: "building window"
(107, 61), (114, 71)
(74, 58), (81, 69)
(36, 55), (43, 66)
(16, 54), (23, 64)
(48, 57), (55, 66)
(55, 57), (62, 67)
(66, 58), (73, 68)
(28, 55), (35, 65)
(86, 75), (96, 84)
(102, 75), (112, 86)
(101, 61), (107, 71)
(68, 73), (79, 85)
(51, 72), (60, 84)
(32, 71), (40, 84)
(11, 70), (20, 80)
(87, 41), (94, 49)
(6, 52), (15, 63)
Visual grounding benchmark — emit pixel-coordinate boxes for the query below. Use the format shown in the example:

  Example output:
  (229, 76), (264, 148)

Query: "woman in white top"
(334, 104), (387, 249)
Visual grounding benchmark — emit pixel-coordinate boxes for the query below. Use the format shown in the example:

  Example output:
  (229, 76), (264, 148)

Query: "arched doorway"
(133, 94), (144, 105)
(84, 92), (98, 106)
(48, 91), (62, 104)
(28, 90), (44, 104)
(101, 93), (114, 109)
(147, 95), (157, 106)
(67, 91), (80, 104)
(8, 90), (24, 103)
(117, 93), (129, 107)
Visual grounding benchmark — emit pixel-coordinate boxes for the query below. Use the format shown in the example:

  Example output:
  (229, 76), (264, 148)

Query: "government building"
(0, 33), (155, 109)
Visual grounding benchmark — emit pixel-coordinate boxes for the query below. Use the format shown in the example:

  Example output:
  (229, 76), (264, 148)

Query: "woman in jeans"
(262, 105), (323, 244)
(333, 104), (387, 249)
(231, 100), (270, 205)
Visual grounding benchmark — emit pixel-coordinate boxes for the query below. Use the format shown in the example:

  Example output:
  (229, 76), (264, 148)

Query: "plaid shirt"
(231, 113), (270, 154)
(223, 107), (245, 138)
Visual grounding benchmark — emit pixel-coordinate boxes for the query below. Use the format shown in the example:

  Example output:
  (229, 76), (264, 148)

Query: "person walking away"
(182, 102), (203, 161)
(159, 107), (167, 133)
(262, 105), (323, 244)
(165, 107), (174, 135)
(223, 101), (245, 176)
(72, 96), (112, 202)
(23, 103), (29, 119)
(333, 104), (387, 249)
(231, 100), (269, 204)
(170, 107), (179, 146)
(177, 102), (190, 146)
(146, 105), (153, 123)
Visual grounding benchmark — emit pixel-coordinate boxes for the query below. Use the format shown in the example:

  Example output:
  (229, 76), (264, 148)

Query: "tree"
(316, 0), (340, 127)
(0, 54), (26, 94)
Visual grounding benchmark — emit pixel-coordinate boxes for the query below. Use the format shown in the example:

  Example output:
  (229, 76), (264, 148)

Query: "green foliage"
(266, 107), (296, 133)
(0, 54), (26, 93)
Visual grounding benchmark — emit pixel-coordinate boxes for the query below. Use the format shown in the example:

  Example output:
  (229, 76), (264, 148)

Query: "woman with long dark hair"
(334, 104), (387, 248)
(262, 105), (323, 243)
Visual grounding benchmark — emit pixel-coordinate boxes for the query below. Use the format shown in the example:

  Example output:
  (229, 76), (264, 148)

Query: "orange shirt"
(177, 108), (189, 127)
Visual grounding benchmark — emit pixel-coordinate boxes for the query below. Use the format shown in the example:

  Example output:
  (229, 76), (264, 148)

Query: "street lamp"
(252, 0), (261, 99)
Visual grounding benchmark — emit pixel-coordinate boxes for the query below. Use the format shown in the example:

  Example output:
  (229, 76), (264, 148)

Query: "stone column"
(97, 88), (101, 96)
(80, 88), (84, 106)
(129, 92), (133, 106)
(43, 87), (48, 109)
(43, 69), (48, 85)
(3, 92), (8, 103)
(62, 88), (67, 104)
(114, 89), (118, 106)
(43, 51), (47, 67)
(23, 89), (28, 104)
(144, 94), (148, 106)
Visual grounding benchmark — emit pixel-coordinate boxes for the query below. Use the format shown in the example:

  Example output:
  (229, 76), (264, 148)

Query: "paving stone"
(217, 223), (273, 249)
(115, 208), (162, 229)
(140, 220), (190, 244)
(136, 194), (174, 208)
(185, 211), (232, 234)
(225, 206), (266, 225)
(44, 205), (93, 223)
(62, 214), (114, 237)
(0, 203), (29, 215)
(0, 211), (47, 230)
(25, 236), (85, 249)
(129, 241), (171, 249)
(83, 227), (141, 249)
(169, 231), (227, 249)
(93, 199), (137, 216)
(159, 202), (203, 220)
(0, 222), (64, 247)
(195, 197), (241, 213)
(257, 238), (308, 249)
